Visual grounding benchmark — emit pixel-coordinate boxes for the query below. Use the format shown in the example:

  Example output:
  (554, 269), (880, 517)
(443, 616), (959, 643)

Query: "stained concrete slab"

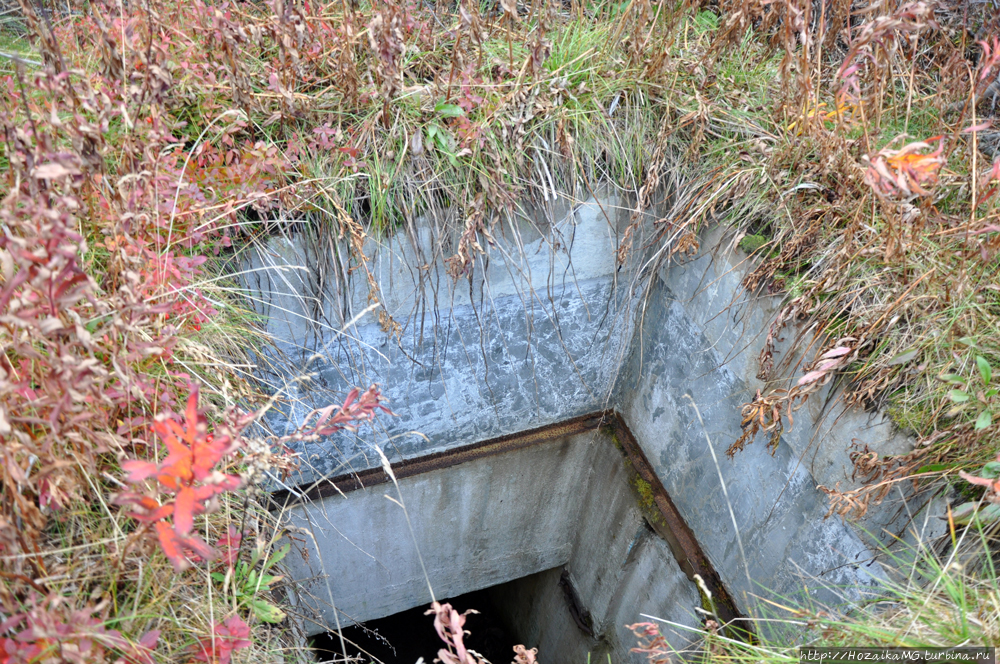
(653, 226), (948, 554)
(617, 283), (884, 625)
(489, 437), (708, 663)
(243, 197), (632, 484)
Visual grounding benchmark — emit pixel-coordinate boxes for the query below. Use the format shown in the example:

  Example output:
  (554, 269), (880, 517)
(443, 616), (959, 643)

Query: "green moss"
(738, 233), (768, 255)
(634, 477), (655, 511)
(885, 397), (936, 438)
(608, 429), (624, 452)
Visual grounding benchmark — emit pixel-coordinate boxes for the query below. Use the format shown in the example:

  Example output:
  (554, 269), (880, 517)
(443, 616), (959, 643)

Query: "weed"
(684, 0), (1000, 522)
(425, 601), (538, 664)
(635, 477), (656, 511)
(943, 355), (998, 431)
(629, 526), (1000, 662)
(211, 541), (290, 624)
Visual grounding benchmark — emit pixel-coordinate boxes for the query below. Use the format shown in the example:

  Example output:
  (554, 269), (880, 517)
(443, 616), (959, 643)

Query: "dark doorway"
(312, 587), (519, 664)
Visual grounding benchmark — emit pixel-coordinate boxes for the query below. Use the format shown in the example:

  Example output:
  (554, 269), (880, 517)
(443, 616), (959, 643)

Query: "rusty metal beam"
(268, 411), (605, 507)
(603, 413), (749, 636)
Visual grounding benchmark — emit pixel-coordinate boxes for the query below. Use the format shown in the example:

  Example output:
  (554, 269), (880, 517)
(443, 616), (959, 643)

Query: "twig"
(0, 50), (41, 66)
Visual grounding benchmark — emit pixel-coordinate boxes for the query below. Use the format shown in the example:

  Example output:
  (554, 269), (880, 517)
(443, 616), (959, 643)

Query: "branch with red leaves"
(116, 384), (391, 570)
(279, 385), (394, 443)
(114, 387), (243, 571)
(191, 615), (251, 664)
(863, 136), (946, 199)
(0, 594), (159, 664)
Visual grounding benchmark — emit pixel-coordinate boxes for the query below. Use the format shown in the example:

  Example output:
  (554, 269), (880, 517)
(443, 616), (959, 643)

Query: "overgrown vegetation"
(1, 0), (1000, 660)
(709, 0), (1000, 524)
(628, 532), (1000, 664)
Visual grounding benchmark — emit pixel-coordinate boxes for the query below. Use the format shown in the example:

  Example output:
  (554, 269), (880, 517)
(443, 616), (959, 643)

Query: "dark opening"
(312, 586), (520, 664)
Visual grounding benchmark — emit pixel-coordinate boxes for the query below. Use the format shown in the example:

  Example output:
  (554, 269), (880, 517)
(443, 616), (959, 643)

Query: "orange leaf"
(155, 521), (215, 571)
(173, 487), (198, 536)
(155, 521), (187, 571)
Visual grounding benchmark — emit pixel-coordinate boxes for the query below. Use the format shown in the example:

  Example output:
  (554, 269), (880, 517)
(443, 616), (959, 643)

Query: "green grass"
(0, 27), (34, 73)
(670, 8), (1000, 479)
(647, 527), (999, 664)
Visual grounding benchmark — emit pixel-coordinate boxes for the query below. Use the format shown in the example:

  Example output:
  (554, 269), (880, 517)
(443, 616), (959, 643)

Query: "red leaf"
(342, 387), (360, 409)
(797, 370), (827, 386)
(182, 532), (216, 561)
(139, 630), (161, 649)
(155, 521), (216, 570)
(155, 419), (193, 482)
(185, 389), (200, 443)
(963, 120), (993, 133)
(122, 460), (159, 483)
(216, 615), (251, 645)
(192, 433), (232, 481)
(959, 470), (1000, 491)
(192, 615), (252, 664)
(173, 486), (198, 536)
(121, 630), (160, 664)
(155, 521), (188, 571)
(820, 346), (853, 360)
(132, 503), (173, 523)
(216, 527), (242, 566)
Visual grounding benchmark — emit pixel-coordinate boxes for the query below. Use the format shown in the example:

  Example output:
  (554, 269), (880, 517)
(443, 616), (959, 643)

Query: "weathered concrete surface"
(243, 198), (631, 484)
(284, 429), (703, 663)
(647, 227), (948, 558)
(243, 195), (943, 651)
(617, 282), (884, 621)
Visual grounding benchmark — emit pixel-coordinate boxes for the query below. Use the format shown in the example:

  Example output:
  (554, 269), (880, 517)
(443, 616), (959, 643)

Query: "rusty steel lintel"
(268, 409), (748, 635)
(268, 411), (606, 508)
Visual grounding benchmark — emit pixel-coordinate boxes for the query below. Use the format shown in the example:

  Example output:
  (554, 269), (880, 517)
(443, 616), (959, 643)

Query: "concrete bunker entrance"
(281, 414), (742, 663)
(247, 205), (914, 663)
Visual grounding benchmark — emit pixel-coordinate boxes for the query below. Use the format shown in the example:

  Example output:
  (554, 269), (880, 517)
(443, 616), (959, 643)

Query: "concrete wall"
(617, 273), (885, 623)
(243, 194), (943, 653)
(488, 437), (706, 663)
(613, 224), (947, 630)
(652, 226), (945, 551)
(243, 197), (631, 484)
(283, 429), (703, 663)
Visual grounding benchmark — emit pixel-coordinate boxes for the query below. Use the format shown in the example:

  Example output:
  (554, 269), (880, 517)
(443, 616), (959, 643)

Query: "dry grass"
(3, 0), (1000, 661)
(634, 520), (1000, 664)
(693, 1), (1000, 518)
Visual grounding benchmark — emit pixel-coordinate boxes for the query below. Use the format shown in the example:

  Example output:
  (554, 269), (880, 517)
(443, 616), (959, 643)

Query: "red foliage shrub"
(0, 0), (394, 657)
(0, 594), (158, 664)
(190, 615), (251, 664)
(115, 388), (244, 570)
